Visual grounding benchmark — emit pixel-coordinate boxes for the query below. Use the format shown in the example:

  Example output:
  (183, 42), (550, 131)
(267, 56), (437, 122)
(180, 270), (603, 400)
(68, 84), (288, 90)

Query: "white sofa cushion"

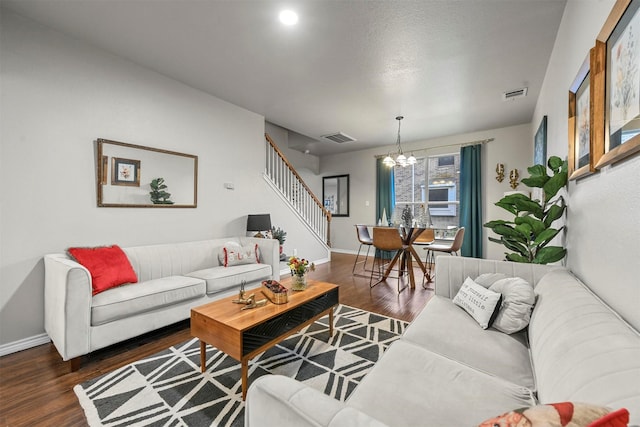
(346, 340), (535, 426)
(91, 276), (206, 326)
(403, 295), (536, 390)
(187, 263), (272, 294)
(529, 269), (640, 423)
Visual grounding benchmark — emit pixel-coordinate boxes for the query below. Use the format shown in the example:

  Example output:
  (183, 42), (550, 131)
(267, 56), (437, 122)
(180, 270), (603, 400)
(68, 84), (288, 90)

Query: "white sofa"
(44, 237), (279, 367)
(245, 256), (640, 426)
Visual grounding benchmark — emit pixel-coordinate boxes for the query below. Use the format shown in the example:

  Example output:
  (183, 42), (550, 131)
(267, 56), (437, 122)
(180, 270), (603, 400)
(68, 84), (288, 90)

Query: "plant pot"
(291, 274), (307, 291)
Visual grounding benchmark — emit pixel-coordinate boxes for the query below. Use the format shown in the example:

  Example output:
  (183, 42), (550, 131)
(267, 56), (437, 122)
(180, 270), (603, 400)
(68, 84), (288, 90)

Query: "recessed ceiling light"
(279, 10), (298, 26)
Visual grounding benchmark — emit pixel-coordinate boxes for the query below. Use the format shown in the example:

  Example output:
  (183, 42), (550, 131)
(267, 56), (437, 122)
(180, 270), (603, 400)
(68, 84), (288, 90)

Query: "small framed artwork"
(568, 51), (596, 180)
(594, 0), (640, 168)
(534, 116), (547, 166)
(111, 157), (140, 186)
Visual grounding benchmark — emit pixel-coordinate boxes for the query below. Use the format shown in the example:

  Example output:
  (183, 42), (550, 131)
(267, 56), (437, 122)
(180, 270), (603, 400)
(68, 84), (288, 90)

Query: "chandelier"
(383, 116), (416, 167)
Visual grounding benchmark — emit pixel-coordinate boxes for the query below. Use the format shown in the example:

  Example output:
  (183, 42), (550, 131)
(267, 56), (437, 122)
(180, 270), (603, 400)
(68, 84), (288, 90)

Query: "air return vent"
(321, 132), (356, 143)
(502, 87), (528, 101)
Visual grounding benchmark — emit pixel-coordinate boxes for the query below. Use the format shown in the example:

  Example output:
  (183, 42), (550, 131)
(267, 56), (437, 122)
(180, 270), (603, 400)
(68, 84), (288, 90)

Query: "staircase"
(264, 134), (331, 247)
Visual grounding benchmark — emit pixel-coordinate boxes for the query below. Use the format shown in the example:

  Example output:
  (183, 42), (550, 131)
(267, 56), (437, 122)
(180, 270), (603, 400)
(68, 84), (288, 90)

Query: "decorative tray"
(261, 280), (289, 304)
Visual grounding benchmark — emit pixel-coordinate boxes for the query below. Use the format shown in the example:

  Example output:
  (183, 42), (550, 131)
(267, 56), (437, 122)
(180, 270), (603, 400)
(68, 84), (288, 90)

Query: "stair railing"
(265, 134), (331, 246)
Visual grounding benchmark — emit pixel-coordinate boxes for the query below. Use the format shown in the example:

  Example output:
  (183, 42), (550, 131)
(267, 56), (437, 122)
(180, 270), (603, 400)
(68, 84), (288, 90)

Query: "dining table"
(372, 225), (435, 289)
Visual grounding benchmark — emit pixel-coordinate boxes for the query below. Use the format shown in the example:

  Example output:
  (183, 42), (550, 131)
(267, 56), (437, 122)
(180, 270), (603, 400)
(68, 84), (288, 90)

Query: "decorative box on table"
(261, 280), (289, 304)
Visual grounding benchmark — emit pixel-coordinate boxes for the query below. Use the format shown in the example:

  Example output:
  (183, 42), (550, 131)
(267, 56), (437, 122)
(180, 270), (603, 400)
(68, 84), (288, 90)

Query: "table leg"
(200, 340), (206, 373)
(406, 249), (416, 289)
(329, 307), (334, 337)
(408, 245), (432, 284)
(241, 359), (249, 401)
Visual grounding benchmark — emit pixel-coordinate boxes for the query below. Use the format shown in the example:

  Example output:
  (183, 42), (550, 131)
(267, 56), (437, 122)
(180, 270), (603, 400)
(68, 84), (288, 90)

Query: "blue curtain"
(375, 158), (395, 259)
(376, 158), (395, 225)
(459, 144), (483, 258)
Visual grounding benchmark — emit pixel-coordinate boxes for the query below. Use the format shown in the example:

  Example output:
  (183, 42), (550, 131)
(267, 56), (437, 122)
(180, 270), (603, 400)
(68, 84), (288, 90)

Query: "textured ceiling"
(2, 0), (567, 156)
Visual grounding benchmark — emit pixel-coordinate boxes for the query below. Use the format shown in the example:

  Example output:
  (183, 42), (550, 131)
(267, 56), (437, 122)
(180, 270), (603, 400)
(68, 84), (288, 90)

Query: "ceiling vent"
(502, 87), (528, 101)
(321, 132), (356, 143)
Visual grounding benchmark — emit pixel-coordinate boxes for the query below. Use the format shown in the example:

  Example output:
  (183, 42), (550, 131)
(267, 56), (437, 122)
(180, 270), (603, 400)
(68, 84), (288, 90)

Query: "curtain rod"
(374, 137), (495, 159)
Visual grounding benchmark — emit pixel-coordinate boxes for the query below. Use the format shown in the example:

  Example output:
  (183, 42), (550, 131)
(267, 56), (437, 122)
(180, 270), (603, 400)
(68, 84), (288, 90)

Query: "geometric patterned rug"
(74, 305), (408, 427)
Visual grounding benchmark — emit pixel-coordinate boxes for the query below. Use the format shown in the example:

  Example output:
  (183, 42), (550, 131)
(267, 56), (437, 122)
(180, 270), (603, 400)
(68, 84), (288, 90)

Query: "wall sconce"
(495, 163), (505, 182)
(509, 169), (519, 189)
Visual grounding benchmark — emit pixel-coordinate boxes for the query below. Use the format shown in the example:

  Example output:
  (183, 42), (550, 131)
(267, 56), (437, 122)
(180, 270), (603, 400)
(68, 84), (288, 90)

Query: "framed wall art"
(594, 0), (640, 168)
(568, 51), (596, 180)
(534, 115), (547, 166)
(111, 157), (141, 186)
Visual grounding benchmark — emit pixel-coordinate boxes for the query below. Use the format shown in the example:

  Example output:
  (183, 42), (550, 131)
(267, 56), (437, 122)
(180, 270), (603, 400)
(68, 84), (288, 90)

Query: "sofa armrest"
(242, 237), (280, 281)
(434, 256), (564, 299)
(246, 376), (388, 427)
(44, 254), (93, 361)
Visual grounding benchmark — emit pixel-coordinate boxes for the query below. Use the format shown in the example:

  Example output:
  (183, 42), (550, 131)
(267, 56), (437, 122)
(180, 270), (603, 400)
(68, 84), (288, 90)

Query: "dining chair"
(370, 227), (409, 293)
(412, 228), (435, 254)
(353, 225), (374, 275)
(424, 227), (465, 268)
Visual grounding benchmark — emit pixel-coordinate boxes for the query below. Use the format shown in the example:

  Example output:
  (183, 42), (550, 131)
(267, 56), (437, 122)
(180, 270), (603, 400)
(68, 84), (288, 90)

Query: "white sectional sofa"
(44, 237), (279, 367)
(245, 256), (640, 426)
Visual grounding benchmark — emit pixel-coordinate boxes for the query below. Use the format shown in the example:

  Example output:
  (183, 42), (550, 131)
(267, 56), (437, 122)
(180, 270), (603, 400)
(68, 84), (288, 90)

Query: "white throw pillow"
(452, 277), (502, 329)
(217, 242), (260, 267)
(489, 277), (535, 334)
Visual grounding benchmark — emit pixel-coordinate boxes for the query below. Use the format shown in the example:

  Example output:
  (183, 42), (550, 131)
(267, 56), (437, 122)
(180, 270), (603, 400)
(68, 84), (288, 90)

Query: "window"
(393, 153), (460, 229)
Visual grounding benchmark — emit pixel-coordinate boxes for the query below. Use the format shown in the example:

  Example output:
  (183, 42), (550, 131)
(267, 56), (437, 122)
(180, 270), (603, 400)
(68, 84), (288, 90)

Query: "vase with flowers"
(288, 256), (315, 291)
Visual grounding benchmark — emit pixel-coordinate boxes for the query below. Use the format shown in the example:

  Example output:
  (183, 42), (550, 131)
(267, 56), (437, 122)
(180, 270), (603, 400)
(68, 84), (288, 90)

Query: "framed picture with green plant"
(484, 156), (568, 264)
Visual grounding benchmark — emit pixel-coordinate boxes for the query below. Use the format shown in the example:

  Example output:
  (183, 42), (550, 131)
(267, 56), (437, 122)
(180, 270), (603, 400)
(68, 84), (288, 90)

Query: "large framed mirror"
(97, 138), (198, 207)
(322, 174), (349, 217)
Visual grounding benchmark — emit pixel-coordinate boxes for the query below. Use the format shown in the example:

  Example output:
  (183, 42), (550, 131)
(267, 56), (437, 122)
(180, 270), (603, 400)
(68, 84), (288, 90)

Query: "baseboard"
(279, 257), (331, 276)
(0, 333), (51, 357)
(330, 248), (358, 255)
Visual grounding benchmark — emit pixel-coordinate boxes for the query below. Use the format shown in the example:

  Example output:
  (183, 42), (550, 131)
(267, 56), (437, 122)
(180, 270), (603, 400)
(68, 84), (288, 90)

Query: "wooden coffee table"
(190, 280), (339, 400)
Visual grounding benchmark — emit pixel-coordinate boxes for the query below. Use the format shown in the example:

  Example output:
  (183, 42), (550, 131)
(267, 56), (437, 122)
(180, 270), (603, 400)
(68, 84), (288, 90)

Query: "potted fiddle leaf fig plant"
(149, 177), (174, 205)
(484, 156), (568, 264)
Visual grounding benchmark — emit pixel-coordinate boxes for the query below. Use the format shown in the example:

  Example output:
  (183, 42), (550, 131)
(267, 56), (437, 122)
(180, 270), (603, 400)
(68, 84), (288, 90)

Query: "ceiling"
(2, 0), (567, 156)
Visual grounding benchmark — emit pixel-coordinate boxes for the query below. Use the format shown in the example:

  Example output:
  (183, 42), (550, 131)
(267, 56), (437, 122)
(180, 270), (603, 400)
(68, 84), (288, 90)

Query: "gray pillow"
(489, 277), (535, 334)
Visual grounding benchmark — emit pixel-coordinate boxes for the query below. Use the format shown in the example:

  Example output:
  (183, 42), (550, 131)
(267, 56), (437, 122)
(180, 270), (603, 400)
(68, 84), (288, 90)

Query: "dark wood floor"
(0, 252), (433, 426)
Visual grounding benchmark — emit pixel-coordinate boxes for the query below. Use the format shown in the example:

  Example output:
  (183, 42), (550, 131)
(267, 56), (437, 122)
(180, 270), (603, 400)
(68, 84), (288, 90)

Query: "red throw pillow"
(67, 245), (138, 295)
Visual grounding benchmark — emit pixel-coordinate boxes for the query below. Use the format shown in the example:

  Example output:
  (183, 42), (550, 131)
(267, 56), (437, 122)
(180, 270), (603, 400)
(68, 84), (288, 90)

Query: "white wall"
(319, 123), (533, 258)
(533, 0), (640, 330)
(0, 11), (325, 348)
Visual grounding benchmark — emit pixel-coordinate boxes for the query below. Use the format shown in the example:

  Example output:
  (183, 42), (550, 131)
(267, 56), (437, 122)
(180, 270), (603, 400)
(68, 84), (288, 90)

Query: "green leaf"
(494, 224), (526, 240)
(543, 171), (568, 202)
(521, 175), (548, 188)
(514, 215), (546, 236)
(527, 164), (547, 178)
(533, 246), (566, 264)
(532, 228), (560, 247)
(514, 223), (532, 239)
(512, 198), (543, 218)
(501, 237), (529, 257)
(548, 156), (564, 173)
(488, 236), (503, 244)
(495, 200), (518, 215)
(522, 165), (549, 188)
(544, 203), (566, 227)
(506, 253), (531, 263)
(484, 220), (512, 228)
